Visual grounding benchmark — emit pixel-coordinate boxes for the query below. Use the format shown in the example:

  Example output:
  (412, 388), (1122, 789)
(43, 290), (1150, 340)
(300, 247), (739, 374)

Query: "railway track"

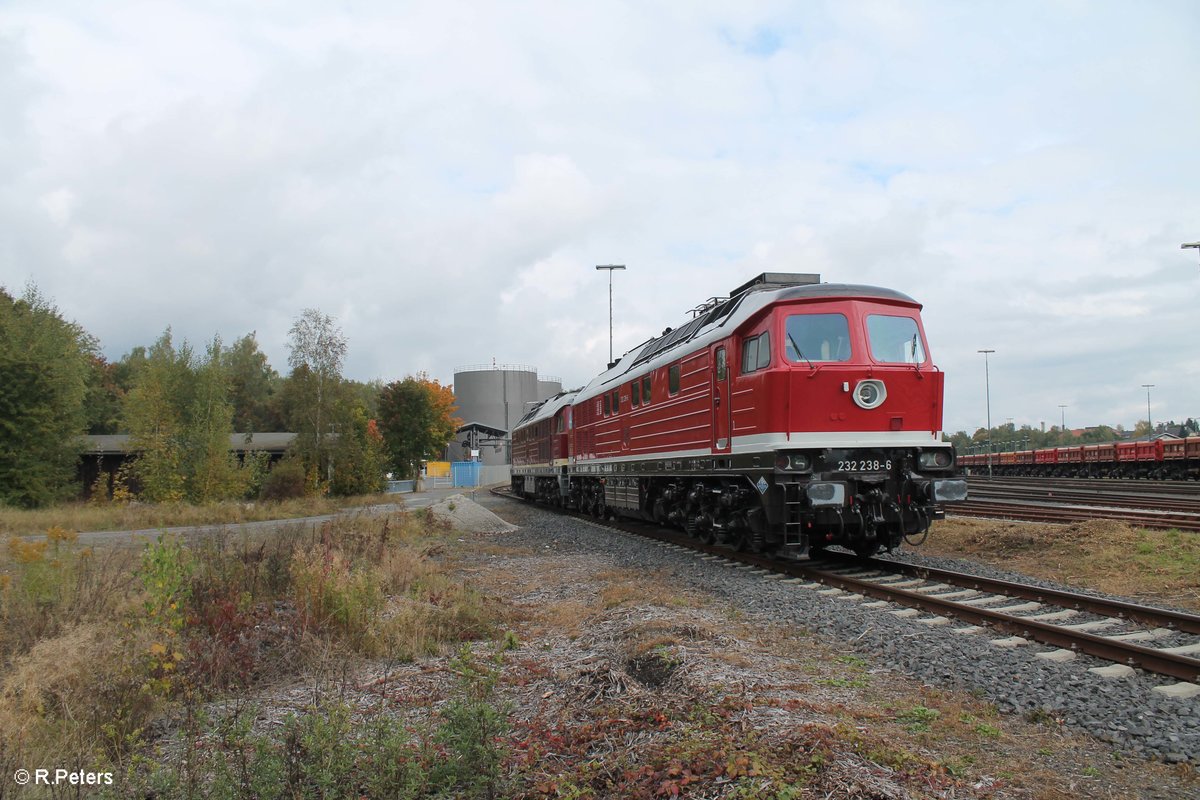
(952, 476), (1200, 531)
(493, 487), (1200, 692)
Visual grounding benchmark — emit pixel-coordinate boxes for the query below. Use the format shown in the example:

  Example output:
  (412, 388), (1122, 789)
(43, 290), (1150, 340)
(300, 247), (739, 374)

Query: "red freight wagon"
(1115, 441), (1139, 462)
(1015, 450), (1035, 465)
(998, 451), (1016, 466)
(1034, 448), (1058, 464)
(1136, 440), (1163, 462)
(1058, 446), (1084, 464)
(1083, 443), (1116, 463)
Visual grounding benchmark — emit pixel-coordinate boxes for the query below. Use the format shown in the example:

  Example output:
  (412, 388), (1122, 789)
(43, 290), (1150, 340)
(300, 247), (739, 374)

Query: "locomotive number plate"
(836, 459), (893, 472)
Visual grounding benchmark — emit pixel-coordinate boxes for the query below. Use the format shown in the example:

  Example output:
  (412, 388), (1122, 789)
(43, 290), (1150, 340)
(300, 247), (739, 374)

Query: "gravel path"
(476, 494), (1200, 767)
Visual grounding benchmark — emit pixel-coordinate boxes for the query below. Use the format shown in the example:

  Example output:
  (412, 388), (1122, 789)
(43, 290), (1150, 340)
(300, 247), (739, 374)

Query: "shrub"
(289, 544), (385, 652)
(259, 458), (308, 502)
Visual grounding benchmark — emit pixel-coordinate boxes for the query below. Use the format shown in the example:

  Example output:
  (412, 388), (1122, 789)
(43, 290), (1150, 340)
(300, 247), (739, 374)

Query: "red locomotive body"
(512, 274), (966, 557)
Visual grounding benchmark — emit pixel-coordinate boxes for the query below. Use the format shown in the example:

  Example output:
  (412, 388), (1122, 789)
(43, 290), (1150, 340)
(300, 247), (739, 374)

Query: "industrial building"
(449, 363), (563, 465)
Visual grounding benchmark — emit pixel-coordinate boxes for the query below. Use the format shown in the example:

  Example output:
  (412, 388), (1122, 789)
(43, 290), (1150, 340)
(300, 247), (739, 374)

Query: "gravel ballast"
(472, 494), (1200, 767)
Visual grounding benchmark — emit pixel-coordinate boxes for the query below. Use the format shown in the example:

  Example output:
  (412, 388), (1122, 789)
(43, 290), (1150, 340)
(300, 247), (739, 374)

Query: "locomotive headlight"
(853, 379), (887, 410)
(918, 450), (953, 470)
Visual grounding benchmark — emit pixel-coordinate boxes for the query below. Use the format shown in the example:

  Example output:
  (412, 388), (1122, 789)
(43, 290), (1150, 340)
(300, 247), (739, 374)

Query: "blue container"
(451, 461), (481, 488)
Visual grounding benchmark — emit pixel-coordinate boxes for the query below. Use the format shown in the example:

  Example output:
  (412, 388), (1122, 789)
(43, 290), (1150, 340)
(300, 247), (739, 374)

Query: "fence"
(386, 465), (511, 492)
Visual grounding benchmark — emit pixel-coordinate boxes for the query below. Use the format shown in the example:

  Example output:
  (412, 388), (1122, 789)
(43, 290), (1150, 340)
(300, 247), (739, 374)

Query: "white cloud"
(1, 0), (1198, 434)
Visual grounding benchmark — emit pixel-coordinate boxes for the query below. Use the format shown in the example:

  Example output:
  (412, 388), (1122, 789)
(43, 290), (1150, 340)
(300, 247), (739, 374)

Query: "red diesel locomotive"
(511, 273), (967, 557)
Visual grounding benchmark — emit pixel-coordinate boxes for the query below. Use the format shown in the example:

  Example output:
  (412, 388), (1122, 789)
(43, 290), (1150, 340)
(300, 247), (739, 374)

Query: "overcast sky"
(2, 1), (1198, 436)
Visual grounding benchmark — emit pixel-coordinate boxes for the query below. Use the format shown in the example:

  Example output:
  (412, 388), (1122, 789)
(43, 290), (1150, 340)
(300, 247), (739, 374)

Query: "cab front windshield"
(866, 314), (926, 364)
(784, 313), (851, 363)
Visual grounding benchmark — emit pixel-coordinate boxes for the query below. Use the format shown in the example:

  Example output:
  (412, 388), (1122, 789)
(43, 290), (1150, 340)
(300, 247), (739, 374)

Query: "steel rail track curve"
(492, 487), (1200, 683)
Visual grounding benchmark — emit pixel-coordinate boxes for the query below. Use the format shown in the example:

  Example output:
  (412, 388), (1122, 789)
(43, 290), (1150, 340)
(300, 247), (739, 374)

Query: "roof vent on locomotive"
(511, 272), (967, 558)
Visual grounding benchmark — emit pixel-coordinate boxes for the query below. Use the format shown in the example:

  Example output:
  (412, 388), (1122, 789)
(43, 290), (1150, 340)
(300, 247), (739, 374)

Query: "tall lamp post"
(1058, 404), (1067, 433)
(1142, 384), (1155, 438)
(595, 264), (626, 368)
(978, 349), (995, 476)
(1183, 242), (1200, 266)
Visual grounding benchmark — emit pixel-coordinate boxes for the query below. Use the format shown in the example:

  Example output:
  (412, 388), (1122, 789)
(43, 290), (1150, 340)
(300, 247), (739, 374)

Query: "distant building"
(449, 364), (563, 464)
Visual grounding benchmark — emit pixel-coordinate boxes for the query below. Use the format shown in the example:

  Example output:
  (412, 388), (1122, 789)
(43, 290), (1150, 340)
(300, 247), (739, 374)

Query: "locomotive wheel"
(853, 541), (879, 559)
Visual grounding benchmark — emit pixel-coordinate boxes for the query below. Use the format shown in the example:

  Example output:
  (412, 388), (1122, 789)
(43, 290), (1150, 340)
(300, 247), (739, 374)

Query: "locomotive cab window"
(611, 389), (620, 413)
(741, 337), (758, 374)
(757, 331), (770, 369)
(642, 375), (651, 404)
(742, 332), (772, 374)
(716, 348), (727, 380)
(866, 315), (926, 364)
(668, 364), (680, 395)
(603, 393), (611, 416)
(784, 313), (851, 363)
(632, 380), (641, 407)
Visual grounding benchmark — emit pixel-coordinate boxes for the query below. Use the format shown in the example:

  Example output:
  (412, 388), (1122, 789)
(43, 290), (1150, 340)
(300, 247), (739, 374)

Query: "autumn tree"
(0, 285), (96, 507)
(378, 374), (461, 479)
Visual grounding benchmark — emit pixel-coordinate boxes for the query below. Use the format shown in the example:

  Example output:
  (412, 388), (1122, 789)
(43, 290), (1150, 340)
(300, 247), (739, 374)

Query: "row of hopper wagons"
(957, 437), (1200, 480)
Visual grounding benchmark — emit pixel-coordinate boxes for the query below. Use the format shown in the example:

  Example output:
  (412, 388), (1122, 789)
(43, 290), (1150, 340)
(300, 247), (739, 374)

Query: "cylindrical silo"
(537, 376), (563, 401)
(453, 364), (541, 434)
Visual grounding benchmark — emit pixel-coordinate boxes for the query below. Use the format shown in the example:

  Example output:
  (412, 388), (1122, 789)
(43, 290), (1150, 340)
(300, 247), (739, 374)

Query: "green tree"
(378, 374), (461, 479)
(223, 331), (283, 431)
(83, 354), (125, 434)
(329, 407), (388, 496)
(284, 309), (348, 488)
(0, 285), (95, 507)
(124, 330), (193, 502)
(185, 336), (241, 502)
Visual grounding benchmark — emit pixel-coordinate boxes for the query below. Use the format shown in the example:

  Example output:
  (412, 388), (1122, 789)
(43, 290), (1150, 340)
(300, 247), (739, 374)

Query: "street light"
(978, 349), (995, 476)
(1142, 384), (1155, 438)
(595, 264), (626, 368)
(1058, 404), (1067, 433)
(1183, 242), (1200, 266)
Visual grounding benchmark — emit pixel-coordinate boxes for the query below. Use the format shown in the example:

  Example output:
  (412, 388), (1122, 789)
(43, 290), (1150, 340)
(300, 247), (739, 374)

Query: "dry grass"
(927, 517), (1200, 610)
(0, 507), (508, 787)
(597, 568), (705, 609)
(0, 493), (395, 540)
(0, 623), (163, 769)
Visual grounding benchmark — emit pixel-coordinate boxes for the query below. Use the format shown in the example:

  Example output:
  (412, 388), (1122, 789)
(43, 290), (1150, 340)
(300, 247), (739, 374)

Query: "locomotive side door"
(712, 345), (731, 453)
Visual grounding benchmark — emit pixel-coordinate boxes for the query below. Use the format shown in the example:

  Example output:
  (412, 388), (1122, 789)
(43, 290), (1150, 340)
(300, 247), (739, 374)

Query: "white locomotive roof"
(575, 282), (920, 403)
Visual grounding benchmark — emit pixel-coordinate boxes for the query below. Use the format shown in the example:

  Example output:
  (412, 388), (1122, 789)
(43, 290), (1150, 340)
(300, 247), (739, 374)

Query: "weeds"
(0, 508), (505, 796)
(119, 641), (515, 800)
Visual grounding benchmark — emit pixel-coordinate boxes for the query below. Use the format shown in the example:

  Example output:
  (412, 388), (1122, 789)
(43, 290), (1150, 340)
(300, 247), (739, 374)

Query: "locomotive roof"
(576, 282), (920, 401)
(515, 390), (579, 427)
